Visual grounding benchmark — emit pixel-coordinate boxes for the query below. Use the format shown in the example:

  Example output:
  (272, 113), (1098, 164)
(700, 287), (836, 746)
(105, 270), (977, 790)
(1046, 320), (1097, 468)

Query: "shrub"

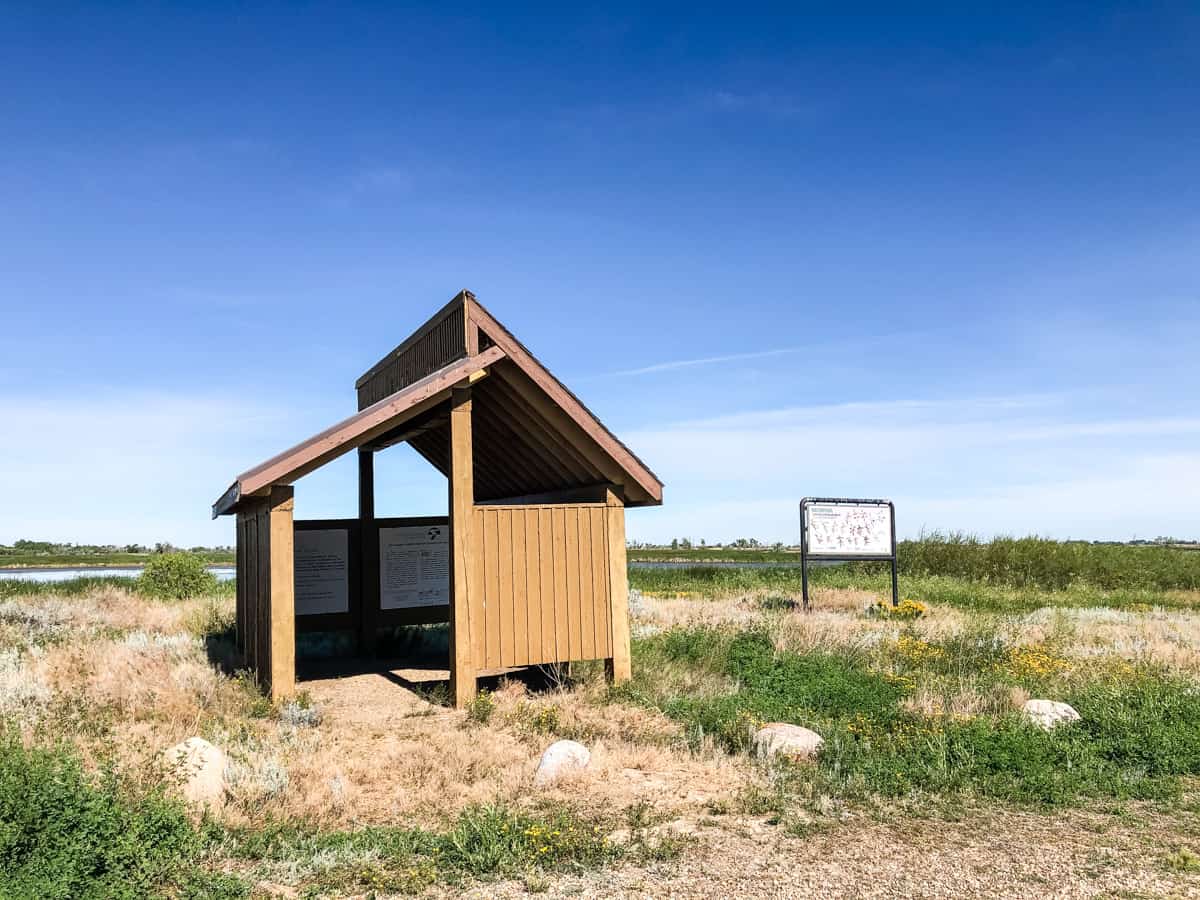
(757, 594), (799, 612)
(466, 691), (495, 726)
(0, 737), (198, 897)
(867, 598), (927, 621)
(138, 553), (217, 600)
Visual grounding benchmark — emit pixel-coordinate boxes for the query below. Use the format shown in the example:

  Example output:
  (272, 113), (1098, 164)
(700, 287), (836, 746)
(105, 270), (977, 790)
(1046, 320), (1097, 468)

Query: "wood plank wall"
(235, 486), (295, 698)
(470, 503), (614, 669)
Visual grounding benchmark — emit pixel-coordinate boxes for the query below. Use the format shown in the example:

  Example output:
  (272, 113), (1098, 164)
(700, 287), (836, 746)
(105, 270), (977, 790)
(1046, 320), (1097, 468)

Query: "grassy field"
(2, 552), (1200, 895)
(633, 536), (1200, 591)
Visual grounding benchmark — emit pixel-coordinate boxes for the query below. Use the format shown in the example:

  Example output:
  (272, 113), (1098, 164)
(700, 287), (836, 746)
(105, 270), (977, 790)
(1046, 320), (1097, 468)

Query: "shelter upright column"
(605, 487), (632, 684)
(266, 485), (296, 699)
(357, 449), (376, 656)
(448, 387), (477, 707)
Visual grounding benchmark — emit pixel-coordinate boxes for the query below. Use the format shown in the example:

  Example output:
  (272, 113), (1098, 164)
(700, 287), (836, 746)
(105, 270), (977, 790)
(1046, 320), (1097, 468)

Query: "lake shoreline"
(0, 561), (232, 571)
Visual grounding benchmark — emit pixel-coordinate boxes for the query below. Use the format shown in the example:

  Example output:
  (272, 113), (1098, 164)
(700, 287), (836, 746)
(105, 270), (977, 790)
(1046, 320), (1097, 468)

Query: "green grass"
(632, 535), (1200, 592)
(0, 733), (619, 898)
(894, 534), (1200, 591)
(619, 625), (1200, 808)
(214, 803), (616, 893)
(630, 567), (1198, 613)
(0, 576), (236, 601)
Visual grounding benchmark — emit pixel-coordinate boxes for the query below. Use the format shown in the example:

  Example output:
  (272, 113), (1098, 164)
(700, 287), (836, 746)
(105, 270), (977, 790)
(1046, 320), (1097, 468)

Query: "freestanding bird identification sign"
(799, 497), (898, 611)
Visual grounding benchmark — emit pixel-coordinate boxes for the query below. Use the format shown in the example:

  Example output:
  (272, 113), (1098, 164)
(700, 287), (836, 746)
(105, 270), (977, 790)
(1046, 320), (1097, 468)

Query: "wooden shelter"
(212, 291), (663, 706)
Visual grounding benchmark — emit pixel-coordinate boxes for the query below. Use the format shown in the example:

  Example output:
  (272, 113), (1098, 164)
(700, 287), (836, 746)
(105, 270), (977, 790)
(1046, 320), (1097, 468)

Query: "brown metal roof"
(213, 291), (664, 516)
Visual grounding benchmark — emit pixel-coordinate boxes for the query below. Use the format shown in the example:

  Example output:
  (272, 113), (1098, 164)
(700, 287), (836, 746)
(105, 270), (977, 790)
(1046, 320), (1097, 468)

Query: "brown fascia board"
(465, 296), (664, 506)
(212, 345), (505, 518)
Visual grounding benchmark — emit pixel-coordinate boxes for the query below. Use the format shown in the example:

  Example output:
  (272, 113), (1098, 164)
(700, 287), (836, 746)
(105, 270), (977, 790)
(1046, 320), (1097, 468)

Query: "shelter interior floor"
(296, 653), (561, 696)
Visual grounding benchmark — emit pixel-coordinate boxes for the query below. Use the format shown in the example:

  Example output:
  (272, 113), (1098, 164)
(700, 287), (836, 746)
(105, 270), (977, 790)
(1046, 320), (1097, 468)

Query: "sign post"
(799, 497), (898, 611)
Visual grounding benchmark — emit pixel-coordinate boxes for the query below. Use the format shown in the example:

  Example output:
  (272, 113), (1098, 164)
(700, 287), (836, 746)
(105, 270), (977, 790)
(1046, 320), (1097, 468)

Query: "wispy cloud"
(623, 393), (1200, 544)
(606, 345), (811, 377)
(601, 332), (919, 378)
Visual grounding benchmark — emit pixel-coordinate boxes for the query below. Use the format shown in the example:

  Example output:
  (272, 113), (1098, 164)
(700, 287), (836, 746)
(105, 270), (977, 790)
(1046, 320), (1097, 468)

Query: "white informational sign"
(804, 502), (893, 557)
(379, 524), (450, 609)
(293, 529), (350, 615)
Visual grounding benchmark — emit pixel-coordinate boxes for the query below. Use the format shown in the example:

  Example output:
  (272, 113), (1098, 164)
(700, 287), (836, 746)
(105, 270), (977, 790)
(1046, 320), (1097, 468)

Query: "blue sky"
(2, 3), (1198, 547)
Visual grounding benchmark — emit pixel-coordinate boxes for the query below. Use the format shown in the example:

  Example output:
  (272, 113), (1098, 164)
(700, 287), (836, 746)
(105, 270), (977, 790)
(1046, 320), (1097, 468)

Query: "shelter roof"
(212, 291), (663, 516)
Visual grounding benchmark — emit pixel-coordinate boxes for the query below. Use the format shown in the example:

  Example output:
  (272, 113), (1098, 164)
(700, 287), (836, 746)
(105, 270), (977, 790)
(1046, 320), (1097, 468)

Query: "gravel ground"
(450, 803), (1200, 899)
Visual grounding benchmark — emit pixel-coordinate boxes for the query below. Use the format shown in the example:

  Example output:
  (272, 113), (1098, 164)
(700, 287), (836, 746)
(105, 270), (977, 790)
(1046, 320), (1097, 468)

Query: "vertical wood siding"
(471, 503), (614, 669)
(234, 487), (295, 697)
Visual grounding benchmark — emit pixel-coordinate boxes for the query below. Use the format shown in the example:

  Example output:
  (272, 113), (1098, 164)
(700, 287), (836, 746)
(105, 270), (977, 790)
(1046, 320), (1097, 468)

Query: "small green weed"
(1163, 847), (1200, 872)
(466, 691), (496, 726)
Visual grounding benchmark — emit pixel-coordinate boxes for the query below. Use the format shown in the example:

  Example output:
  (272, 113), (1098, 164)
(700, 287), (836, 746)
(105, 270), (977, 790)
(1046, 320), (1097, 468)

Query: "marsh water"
(0, 566), (236, 583)
(0, 560), (823, 583)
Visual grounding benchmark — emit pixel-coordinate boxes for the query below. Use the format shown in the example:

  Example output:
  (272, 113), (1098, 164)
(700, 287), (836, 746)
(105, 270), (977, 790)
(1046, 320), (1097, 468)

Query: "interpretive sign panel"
(294, 529), (350, 615)
(379, 524), (450, 609)
(803, 501), (894, 557)
(799, 498), (898, 611)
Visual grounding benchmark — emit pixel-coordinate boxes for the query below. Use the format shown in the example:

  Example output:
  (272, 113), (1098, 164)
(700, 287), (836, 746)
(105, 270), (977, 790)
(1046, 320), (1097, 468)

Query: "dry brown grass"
(900, 680), (1028, 720)
(7, 580), (1200, 884)
(265, 670), (748, 831)
(0, 587), (753, 833)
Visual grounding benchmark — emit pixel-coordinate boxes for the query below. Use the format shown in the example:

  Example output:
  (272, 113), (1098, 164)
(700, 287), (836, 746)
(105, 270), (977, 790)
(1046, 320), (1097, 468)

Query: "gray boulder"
(1022, 699), (1081, 730)
(161, 736), (226, 805)
(534, 739), (591, 785)
(752, 723), (824, 764)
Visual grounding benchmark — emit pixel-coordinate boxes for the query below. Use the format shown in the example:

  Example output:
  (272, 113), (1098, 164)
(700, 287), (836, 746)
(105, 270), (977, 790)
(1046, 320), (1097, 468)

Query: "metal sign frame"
(799, 497), (898, 611)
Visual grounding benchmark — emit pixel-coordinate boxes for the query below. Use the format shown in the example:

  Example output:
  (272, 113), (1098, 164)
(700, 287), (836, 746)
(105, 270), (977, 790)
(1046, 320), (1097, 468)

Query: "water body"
(628, 560), (808, 569)
(0, 561), (834, 583)
(0, 566), (236, 583)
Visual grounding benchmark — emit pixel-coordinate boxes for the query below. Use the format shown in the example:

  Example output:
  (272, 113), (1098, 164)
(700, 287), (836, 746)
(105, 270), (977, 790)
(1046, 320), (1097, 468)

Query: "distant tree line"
(626, 537), (792, 551)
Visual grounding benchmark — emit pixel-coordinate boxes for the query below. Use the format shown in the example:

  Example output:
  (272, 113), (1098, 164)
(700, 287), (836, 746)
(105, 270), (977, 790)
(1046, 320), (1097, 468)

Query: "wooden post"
(267, 485), (296, 699)
(357, 449), (376, 656)
(448, 387), (477, 707)
(604, 487), (632, 684)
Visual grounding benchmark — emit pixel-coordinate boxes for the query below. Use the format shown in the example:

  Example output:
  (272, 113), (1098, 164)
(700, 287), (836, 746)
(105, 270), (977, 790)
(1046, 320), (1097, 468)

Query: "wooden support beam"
(468, 299), (662, 504)
(490, 363), (639, 500)
(483, 369), (605, 481)
(267, 485), (296, 699)
(478, 484), (616, 507)
(218, 345), (504, 510)
(357, 449), (376, 657)
(448, 386), (477, 708)
(604, 486), (632, 684)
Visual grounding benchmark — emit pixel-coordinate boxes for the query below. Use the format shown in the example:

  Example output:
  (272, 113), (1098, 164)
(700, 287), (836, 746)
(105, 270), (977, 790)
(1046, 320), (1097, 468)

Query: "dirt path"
(453, 804), (1200, 899)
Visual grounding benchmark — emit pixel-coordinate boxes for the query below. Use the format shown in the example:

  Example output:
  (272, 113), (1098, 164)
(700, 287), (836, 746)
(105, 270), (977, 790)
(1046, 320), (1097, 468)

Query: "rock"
(607, 827), (632, 846)
(752, 723), (824, 764)
(1022, 699), (1081, 730)
(652, 818), (698, 838)
(161, 737), (226, 805)
(534, 739), (591, 785)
